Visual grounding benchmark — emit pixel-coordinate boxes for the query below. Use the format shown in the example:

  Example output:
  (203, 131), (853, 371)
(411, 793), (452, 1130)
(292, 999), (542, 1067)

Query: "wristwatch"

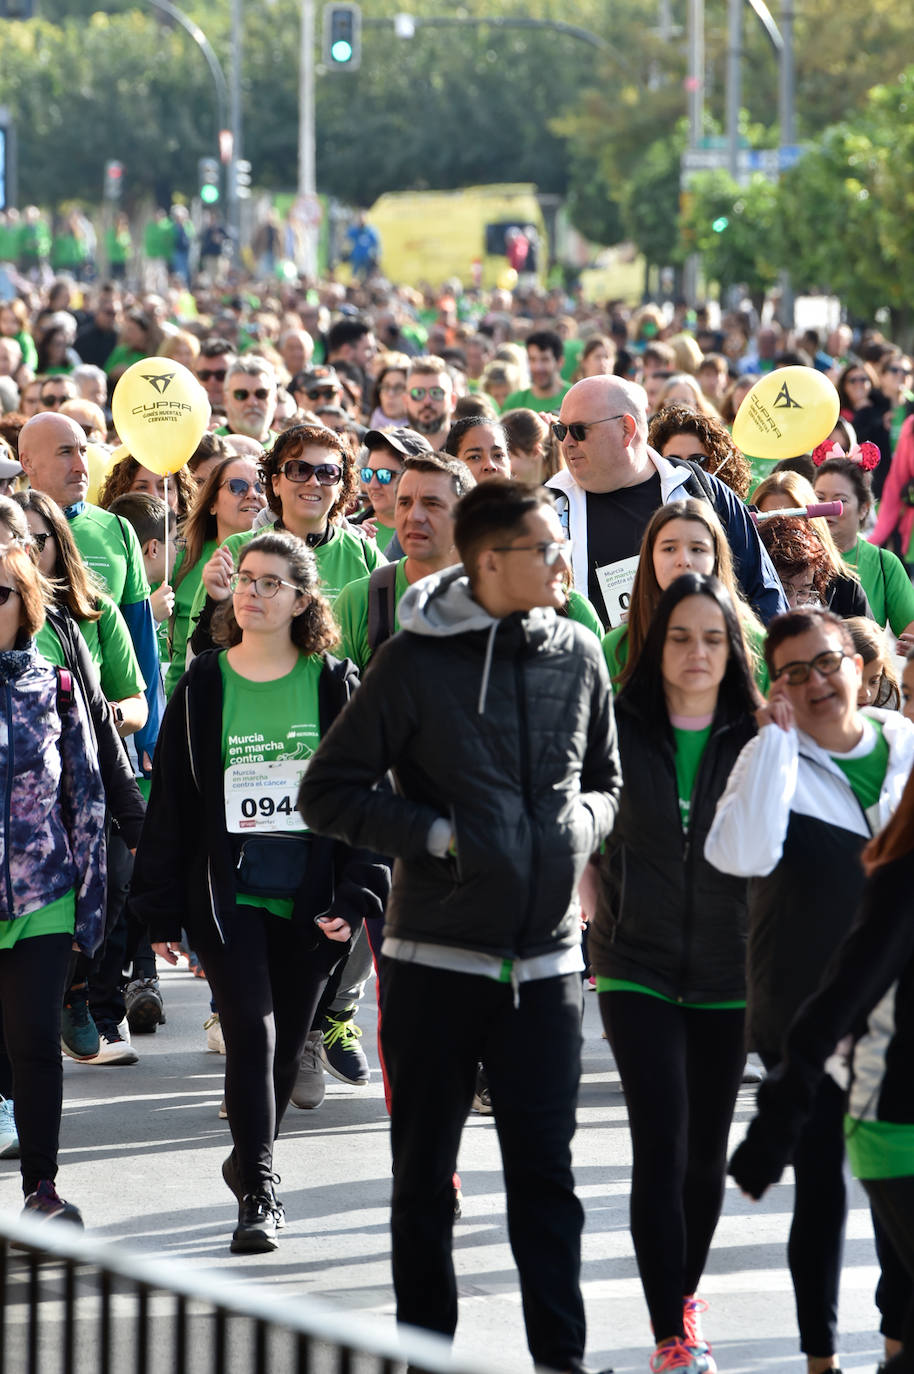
(112, 704), (125, 727)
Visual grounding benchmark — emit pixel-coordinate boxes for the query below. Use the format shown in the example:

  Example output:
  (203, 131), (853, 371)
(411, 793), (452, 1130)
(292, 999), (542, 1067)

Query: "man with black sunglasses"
(194, 338), (235, 410)
(404, 355), (456, 450)
(218, 356), (278, 446)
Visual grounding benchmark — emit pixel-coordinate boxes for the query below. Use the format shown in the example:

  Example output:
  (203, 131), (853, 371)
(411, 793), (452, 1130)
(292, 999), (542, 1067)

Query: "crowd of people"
(0, 256), (914, 1374)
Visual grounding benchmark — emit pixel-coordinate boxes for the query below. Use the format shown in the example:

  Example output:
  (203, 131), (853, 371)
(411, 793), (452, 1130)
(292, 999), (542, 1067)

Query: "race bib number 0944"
(224, 759), (309, 834)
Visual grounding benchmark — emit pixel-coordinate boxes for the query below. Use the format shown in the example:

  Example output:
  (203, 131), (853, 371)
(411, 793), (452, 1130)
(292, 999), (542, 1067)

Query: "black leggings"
(193, 906), (346, 1194)
(863, 1177), (914, 1371)
(0, 933), (74, 1196)
(599, 990), (746, 1343)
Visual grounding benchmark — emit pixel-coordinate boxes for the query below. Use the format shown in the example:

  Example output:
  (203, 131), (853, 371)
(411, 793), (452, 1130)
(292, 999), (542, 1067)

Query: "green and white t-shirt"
(68, 505), (150, 606)
(829, 716), (889, 819)
(220, 652), (323, 919)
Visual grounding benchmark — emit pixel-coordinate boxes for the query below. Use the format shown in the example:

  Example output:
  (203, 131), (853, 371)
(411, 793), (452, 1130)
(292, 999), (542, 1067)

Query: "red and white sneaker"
(682, 1296), (716, 1370)
(649, 1338), (711, 1373)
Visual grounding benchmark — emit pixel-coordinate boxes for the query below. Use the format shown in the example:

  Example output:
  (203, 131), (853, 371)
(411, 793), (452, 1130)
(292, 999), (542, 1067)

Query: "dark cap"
(364, 427), (434, 458)
(291, 366), (341, 396)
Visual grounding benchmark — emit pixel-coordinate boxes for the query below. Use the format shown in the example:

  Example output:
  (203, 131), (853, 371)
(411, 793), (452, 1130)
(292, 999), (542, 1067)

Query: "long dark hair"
(620, 572), (762, 729)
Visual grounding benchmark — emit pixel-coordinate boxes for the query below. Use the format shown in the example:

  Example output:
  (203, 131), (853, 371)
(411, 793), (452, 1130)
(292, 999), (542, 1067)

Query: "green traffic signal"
(201, 184), (220, 205)
(331, 37), (353, 61)
(712, 216), (729, 233)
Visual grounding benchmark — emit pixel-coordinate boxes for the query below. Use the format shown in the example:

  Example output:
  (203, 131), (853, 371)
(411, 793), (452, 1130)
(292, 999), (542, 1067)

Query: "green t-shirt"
(673, 722), (712, 830)
(0, 888), (75, 950)
(844, 1117), (914, 1180)
(603, 617), (769, 695)
(842, 537), (914, 637)
(560, 340), (584, 383)
(220, 652), (323, 919)
(69, 505), (151, 607)
(35, 596), (145, 703)
(165, 538), (218, 699)
(334, 558), (410, 671)
(564, 589), (603, 639)
(829, 717), (889, 812)
(500, 384), (570, 415)
(595, 978), (745, 1011)
(104, 343), (147, 378)
(374, 522), (397, 554)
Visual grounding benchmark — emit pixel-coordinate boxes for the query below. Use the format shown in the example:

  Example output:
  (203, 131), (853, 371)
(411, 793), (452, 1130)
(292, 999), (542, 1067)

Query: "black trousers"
(0, 933), (73, 1195)
(863, 1176), (914, 1370)
(379, 959), (585, 1373)
(599, 990), (746, 1343)
(761, 1057), (848, 1357)
(194, 906), (346, 1193)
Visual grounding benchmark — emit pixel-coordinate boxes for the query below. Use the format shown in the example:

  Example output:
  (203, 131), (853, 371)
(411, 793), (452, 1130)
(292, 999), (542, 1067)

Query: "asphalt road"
(0, 962), (887, 1374)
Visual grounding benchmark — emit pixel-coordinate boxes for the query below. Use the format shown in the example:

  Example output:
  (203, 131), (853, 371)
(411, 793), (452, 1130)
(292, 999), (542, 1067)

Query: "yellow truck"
(364, 183), (547, 288)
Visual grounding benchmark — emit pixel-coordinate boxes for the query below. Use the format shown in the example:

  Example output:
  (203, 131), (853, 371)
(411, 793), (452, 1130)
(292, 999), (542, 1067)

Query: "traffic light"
(198, 156), (220, 205)
(712, 216), (729, 233)
(233, 160), (252, 200)
(323, 2), (361, 70)
(103, 160), (124, 202)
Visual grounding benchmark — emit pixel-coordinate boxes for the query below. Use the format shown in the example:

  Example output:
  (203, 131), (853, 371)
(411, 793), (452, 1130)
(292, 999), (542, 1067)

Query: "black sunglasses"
(552, 414), (625, 443)
(278, 459), (342, 486)
(305, 386), (338, 401)
(221, 478), (265, 497)
(232, 388), (271, 402)
(359, 466), (398, 485)
(0, 586), (19, 607)
(198, 368), (227, 383)
(41, 394), (69, 407)
(30, 531), (52, 553)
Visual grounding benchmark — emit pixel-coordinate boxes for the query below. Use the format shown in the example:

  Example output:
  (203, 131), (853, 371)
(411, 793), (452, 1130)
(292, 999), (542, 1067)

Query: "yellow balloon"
(86, 443), (119, 506)
(732, 366), (839, 460)
(496, 266), (518, 291)
(112, 359), (210, 475)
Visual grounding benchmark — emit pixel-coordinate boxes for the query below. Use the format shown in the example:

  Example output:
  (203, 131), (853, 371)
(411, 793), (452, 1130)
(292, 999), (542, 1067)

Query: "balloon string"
(164, 473), (170, 601)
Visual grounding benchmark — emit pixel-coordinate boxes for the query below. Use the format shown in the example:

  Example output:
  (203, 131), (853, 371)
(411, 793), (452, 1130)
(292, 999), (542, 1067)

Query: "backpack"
(366, 562), (399, 654)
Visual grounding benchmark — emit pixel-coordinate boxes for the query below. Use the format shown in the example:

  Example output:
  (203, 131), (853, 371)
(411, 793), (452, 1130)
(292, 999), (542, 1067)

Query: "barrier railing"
(0, 1211), (508, 1374)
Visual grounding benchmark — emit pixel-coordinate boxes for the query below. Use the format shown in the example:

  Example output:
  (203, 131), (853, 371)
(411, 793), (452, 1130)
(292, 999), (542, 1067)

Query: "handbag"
(235, 834), (312, 899)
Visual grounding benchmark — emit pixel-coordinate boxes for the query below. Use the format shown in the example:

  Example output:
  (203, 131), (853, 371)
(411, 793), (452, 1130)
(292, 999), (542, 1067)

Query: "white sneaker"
(0, 1097), (19, 1159)
(204, 1013), (226, 1055)
(84, 1026), (139, 1066)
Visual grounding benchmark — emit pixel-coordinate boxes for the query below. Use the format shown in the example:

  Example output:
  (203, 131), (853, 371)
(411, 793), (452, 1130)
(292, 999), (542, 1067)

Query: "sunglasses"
(229, 572), (301, 599)
(552, 414), (625, 443)
(221, 478), (265, 496)
(41, 394), (69, 407)
(490, 539), (572, 567)
(409, 386), (446, 401)
(359, 466), (399, 485)
(885, 365), (912, 377)
(771, 649), (847, 686)
(277, 459), (342, 486)
(29, 531), (52, 553)
(232, 388), (271, 402)
(0, 586), (20, 607)
(198, 368), (227, 383)
(305, 386), (337, 401)
(845, 374), (870, 385)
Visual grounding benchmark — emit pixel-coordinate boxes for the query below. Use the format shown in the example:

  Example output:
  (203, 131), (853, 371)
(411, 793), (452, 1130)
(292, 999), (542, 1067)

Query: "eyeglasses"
(198, 368), (227, 383)
(221, 478), (265, 496)
(277, 459), (342, 486)
(29, 532), (52, 553)
(409, 386), (446, 401)
(490, 539), (572, 567)
(304, 386), (337, 401)
(0, 586), (20, 607)
(771, 649), (847, 686)
(380, 382), (406, 394)
(359, 466), (399, 485)
(229, 572), (301, 598)
(781, 584), (820, 606)
(41, 394), (69, 408)
(885, 365), (912, 377)
(551, 415), (626, 443)
(232, 388), (272, 402)
(845, 374), (870, 385)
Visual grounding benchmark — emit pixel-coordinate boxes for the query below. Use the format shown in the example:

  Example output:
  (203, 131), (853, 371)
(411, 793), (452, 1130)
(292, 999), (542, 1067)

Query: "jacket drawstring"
(477, 621), (499, 715)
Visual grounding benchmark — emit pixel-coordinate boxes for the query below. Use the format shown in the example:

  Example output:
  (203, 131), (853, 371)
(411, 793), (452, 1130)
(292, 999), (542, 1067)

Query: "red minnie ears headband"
(812, 439), (881, 471)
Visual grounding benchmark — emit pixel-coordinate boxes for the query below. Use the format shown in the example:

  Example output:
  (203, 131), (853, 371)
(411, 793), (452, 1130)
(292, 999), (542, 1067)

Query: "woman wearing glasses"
(589, 573), (762, 1373)
(368, 352), (410, 431)
(131, 531), (387, 1254)
(706, 608), (914, 1374)
(165, 455), (267, 699)
(191, 424), (384, 654)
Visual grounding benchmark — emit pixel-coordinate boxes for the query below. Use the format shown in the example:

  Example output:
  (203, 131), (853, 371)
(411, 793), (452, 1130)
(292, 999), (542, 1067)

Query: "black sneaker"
(22, 1180), (83, 1226)
(125, 978), (166, 1035)
(61, 990), (100, 1061)
(230, 1192), (278, 1253)
(222, 1153), (285, 1229)
(319, 1008), (370, 1085)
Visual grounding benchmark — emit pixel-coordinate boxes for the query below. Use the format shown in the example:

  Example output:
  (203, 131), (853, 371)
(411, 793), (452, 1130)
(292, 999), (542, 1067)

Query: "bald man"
(547, 376), (786, 629)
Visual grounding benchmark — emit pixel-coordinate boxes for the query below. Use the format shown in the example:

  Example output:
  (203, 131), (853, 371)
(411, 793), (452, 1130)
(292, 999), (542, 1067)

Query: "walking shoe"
(471, 1064), (492, 1115)
(453, 1171), (463, 1220)
(290, 1031), (325, 1110)
(60, 993), (100, 1061)
(222, 1152), (285, 1229)
(649, 1338), (710, 1372)
(0, 1097), (18, 1159)
(22, 1180), (83, 1227)
(125, 978), (165, 1035)
(682, 1297), (714, 1363)
(230, 1192), (278, 1253)
(319, 1008), (370, 1085)
(218, 1096), (228, 1119)
(83, 1023), (138, 1066)
(204, 1013), (226, 1055)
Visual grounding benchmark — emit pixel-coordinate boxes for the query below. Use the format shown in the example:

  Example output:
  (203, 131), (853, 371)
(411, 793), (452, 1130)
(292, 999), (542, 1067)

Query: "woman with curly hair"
(98, 453), (197, 521)
(649, 403), (752, 502)
(757, 515), (869, 621)
(131, 530), (387, 1254)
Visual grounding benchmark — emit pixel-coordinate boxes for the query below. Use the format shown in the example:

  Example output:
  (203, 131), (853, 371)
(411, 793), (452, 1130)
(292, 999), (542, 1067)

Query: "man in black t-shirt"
(546, 376), (786, 629)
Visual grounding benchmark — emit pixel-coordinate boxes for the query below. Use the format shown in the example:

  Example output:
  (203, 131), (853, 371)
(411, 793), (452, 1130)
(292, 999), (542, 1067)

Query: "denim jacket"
(0, 642), (107, 954)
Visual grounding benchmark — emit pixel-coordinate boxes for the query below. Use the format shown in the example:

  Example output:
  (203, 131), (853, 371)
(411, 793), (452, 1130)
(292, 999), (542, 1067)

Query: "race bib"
(595, 555), (640, 628)
(224, 759), (309, 834)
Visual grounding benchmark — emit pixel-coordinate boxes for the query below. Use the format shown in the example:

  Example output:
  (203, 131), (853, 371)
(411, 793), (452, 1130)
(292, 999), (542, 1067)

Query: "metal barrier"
(0, 1211), (509, 1374)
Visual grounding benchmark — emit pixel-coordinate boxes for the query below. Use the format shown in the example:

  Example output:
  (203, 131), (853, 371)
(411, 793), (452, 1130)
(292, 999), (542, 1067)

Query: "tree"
(679, 170), (780, 311)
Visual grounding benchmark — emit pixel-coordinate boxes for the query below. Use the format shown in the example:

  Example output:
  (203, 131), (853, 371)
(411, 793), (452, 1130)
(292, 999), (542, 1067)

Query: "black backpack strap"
(366, 561), (399, 654)
(318, 652), (358, 733)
